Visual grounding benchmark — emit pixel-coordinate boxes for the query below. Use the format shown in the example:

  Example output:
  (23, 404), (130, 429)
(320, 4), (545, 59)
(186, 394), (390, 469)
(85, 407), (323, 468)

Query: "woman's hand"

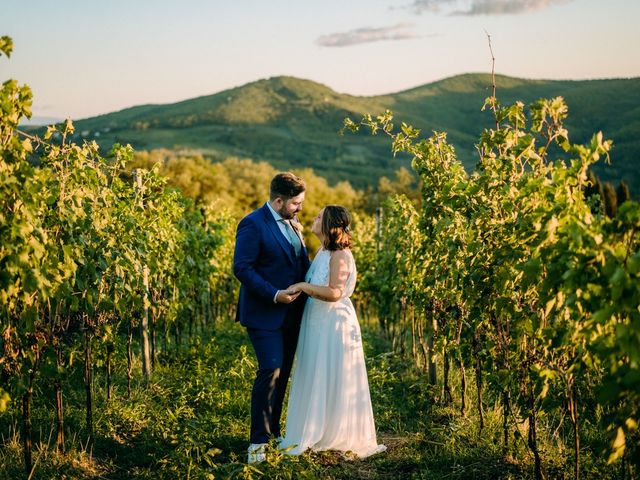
(288, 282), (309, 294)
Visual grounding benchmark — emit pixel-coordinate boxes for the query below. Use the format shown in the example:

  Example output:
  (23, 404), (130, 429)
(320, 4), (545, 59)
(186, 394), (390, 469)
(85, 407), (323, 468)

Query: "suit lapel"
(261, 205), (295, 264)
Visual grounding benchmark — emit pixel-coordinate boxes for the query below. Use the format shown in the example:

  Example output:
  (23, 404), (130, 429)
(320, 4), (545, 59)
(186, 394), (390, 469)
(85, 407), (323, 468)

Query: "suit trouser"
(246, 318), (301, 444)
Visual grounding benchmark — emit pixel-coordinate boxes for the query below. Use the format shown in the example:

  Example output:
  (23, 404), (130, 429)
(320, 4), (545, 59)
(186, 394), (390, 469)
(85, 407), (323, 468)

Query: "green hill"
(68, 74), (640, 189)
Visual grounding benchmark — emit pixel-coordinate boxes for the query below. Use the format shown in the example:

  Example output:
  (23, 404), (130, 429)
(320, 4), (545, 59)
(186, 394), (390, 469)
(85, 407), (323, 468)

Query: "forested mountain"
(64, 74), (640, 189)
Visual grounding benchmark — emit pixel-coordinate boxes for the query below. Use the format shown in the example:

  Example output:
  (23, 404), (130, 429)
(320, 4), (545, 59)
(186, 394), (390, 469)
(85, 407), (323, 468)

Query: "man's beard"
(277, 205), (295, 220)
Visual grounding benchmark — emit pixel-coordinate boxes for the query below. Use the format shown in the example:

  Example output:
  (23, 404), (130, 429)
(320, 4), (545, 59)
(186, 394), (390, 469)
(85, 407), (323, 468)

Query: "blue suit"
(233, 203), (310, 444)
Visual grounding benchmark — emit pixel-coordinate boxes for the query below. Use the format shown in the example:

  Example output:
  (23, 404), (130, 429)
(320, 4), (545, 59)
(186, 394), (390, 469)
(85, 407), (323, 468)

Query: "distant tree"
(602, 182), (618, 218)
(584, 170), (609, 217)
(359, 167), (421, 213)
(617, 180), (631, 205)
(584, 170), (600, 198)
(127, 149), (364, 253)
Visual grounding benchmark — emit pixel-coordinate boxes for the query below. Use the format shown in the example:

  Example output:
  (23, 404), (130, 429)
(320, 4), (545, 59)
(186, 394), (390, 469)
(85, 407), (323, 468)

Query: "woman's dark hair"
(321, 205), (352, 251)
(270, 172), (306, 200)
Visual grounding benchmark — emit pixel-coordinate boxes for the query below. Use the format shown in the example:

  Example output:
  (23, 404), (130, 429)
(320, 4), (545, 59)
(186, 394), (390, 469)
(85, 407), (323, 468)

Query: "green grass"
(0, 319), (624, 479)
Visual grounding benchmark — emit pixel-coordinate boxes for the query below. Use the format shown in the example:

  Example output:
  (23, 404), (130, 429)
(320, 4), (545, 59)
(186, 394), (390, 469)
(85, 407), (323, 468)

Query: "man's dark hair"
(269, 172), (306, 200)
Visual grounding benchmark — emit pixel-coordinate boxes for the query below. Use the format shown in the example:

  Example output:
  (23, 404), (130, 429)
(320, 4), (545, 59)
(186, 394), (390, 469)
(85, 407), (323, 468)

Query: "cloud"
(408, 0), (457, 13)
(316, 23), (421, 47)
(407, 0), (572, 15)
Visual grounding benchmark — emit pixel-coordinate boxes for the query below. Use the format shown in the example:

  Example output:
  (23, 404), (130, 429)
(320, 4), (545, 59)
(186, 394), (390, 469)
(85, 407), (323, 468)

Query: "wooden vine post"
(134, 169), (152, 380)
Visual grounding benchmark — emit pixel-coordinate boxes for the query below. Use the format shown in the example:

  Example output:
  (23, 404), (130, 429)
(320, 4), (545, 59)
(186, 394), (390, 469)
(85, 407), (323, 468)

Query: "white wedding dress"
(281, 249), (386, 458)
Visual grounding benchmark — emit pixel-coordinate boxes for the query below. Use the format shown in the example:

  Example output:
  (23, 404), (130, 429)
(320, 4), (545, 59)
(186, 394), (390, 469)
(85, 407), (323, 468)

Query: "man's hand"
(276, 289), (301, 304)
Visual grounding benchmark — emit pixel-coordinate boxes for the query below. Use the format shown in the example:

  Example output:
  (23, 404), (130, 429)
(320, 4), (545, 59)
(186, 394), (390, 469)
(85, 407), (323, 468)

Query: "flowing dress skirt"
(281, 250), (385, 458)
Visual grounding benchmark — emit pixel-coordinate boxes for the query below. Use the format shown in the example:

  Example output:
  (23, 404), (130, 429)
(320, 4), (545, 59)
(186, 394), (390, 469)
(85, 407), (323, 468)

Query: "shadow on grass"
(93, 431), (166, 479)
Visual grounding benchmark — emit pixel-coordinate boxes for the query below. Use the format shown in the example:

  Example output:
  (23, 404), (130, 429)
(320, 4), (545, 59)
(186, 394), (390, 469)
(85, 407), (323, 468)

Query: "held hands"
(275, 282), (309, 303)
(287, 282), (308, 295)
(276, 288), (301, 304)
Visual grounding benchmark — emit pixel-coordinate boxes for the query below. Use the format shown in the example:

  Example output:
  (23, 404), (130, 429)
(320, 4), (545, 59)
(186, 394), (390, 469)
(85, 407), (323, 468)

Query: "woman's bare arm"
(290, 250), (351, 302)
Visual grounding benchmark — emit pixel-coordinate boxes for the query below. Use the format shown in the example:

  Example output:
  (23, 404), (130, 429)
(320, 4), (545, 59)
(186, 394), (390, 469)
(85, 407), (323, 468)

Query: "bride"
(280, 205), (386, 458)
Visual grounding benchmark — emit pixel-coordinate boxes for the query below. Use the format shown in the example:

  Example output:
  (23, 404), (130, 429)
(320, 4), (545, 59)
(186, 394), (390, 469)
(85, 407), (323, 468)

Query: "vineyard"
(2, 34), (640, 479)
(345, 89), (640, 478)
(0, 36), (239, 477)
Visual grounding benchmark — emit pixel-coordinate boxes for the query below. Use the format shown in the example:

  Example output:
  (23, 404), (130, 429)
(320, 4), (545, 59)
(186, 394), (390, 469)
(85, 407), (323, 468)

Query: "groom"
(233, 172), (310, 463)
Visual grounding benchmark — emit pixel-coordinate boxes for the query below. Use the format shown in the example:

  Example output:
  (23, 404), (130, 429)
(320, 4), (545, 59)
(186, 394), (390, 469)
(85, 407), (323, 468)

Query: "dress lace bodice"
(305, 249), (356, 299)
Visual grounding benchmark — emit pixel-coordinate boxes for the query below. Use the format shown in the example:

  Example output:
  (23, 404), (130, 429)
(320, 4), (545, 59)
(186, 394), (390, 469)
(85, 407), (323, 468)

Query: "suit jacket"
(233, 204), (311, 330)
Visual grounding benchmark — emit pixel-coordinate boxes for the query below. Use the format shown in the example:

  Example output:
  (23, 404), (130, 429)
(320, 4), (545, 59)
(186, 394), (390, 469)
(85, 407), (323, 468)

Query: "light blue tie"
(280, 219), (302, 257)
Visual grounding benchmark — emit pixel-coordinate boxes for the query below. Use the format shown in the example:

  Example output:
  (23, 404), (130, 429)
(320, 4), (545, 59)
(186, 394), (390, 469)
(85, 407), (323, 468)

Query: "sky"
(2, 0), (639, 121)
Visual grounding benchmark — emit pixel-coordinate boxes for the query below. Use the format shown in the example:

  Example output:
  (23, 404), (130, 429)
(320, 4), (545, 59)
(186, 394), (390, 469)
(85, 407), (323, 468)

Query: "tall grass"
(0, 319), (621, 479)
